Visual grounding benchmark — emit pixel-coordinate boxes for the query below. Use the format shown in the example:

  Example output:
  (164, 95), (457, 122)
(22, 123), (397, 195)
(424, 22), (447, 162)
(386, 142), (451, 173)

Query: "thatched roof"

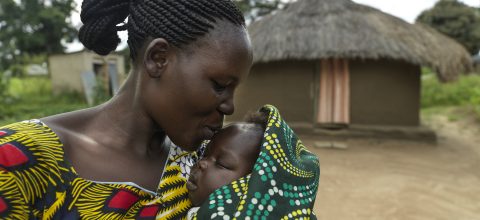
(248, 0), (472, 82)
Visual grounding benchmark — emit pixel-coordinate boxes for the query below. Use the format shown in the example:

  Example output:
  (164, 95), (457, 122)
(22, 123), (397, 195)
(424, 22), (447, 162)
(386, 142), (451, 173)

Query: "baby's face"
(187, 123), (262, 206)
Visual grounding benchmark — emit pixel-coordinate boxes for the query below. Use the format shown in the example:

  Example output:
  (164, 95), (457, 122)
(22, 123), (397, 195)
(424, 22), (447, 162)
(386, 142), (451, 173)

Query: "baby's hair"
(79, 0), (245, 58)
(244, 110), (268, 131)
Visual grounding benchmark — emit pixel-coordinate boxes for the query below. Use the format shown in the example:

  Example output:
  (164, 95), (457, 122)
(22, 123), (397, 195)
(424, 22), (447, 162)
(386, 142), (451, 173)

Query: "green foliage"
(234, 0), (285, 23)
(470, 85), (480, 117)
(0, 0), (77, 71)
(0, 71), (11, 104)
(0, 77), (88, 126)
(416, 0), (480, 55)
(421, 70), (480, 118)
(5, 54), (48, 77)
(92, 75), (112, 105)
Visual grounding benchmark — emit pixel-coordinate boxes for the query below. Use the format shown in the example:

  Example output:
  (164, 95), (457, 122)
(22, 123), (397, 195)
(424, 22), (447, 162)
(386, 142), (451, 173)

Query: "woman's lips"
(203, 127), (215, 140)
(203, 126), (220, 140)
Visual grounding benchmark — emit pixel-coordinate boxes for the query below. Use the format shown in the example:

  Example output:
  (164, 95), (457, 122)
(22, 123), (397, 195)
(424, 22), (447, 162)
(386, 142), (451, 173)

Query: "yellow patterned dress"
(0, 120), (199, 219)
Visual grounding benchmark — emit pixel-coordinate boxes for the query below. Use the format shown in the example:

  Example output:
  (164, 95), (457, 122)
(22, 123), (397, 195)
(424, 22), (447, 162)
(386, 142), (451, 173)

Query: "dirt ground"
(305, 111), (480, 220)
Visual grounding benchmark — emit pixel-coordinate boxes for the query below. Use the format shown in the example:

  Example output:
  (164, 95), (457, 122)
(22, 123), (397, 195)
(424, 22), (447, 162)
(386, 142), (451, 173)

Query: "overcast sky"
(353, 0), (479, 22)
(66, 0), (480, 52)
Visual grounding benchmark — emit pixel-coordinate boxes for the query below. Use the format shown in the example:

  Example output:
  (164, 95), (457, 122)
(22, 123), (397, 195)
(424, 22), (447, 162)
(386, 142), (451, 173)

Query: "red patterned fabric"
(0, 121), (196, 219)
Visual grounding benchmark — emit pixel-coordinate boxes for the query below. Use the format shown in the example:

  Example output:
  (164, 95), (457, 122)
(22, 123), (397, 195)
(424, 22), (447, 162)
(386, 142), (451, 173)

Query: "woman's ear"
(144, 38), (170, 78)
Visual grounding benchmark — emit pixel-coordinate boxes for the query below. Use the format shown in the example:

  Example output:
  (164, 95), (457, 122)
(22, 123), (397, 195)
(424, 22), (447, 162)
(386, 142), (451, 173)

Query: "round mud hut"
(230, 0), (471, 133)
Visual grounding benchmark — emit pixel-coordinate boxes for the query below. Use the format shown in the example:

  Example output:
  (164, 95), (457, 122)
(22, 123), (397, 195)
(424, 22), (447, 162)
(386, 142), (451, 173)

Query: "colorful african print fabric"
(0, 120), (199, 219)
(192, 105), (320, 219)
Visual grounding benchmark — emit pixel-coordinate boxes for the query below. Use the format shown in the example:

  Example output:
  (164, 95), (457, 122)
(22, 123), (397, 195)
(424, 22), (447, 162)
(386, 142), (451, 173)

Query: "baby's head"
(187, 111), (267, 206)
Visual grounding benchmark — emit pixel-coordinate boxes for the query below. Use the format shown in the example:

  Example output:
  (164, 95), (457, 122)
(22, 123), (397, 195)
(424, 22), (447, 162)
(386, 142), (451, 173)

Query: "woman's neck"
(93, 74), (166, 156)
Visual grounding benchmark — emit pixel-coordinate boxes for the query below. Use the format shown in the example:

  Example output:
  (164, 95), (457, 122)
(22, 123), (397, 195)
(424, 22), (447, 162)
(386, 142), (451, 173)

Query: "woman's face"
(145, 22), (253, 151)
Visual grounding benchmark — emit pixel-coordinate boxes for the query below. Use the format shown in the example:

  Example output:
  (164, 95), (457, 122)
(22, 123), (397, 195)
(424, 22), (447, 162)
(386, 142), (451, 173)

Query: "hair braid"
(79, 0), (130, 55)
(149, 1), (196, 44)
(79, 0), (245, 59)
(134, 4), (179, 43)
(169, 1), (210, 33)
(154, 1), (206, 38)
(181, 1), (217, 23)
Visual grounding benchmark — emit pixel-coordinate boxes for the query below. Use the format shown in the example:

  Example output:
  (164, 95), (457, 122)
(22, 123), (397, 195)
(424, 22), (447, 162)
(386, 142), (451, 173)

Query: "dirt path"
(306, 112), (480, 220)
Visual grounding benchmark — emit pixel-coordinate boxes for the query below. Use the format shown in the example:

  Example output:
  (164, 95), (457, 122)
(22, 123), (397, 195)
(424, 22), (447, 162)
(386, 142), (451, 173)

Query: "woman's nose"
(218, 95), (234, 116)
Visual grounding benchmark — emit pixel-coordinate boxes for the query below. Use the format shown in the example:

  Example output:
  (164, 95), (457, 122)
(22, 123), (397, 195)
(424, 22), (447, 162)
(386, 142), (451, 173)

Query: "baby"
(186, 111), (267, 217)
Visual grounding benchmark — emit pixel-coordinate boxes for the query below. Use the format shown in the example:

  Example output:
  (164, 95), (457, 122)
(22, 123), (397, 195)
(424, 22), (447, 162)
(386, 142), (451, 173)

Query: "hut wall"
(49, 51), (126, 95)
(49, 52), (88, 95)
(349, 59), (420, 126)
(228, 60), (315, 123)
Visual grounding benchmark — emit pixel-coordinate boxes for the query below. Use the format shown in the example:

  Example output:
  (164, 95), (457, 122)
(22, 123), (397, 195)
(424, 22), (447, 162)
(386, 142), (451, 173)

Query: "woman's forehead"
(188, 20), (250, 53)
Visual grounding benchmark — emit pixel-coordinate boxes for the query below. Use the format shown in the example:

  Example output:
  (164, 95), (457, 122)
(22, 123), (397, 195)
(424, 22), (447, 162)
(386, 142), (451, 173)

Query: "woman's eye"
(212, 80), (227, 93)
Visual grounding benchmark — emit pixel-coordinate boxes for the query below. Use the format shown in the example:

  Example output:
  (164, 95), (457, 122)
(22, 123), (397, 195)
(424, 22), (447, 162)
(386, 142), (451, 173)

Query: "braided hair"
(79, 0), (245, 59)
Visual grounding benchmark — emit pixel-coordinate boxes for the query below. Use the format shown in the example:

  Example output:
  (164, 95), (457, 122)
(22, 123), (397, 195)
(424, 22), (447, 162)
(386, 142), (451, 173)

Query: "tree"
(416, 0), (480, 55)
(0, 72), (10, 103)
(0, 0), (77, 72)
(235, 0), (287, 23)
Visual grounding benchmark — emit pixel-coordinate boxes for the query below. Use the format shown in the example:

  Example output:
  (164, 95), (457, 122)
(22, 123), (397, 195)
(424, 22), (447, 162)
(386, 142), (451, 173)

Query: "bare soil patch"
(307, 109), (480, 219)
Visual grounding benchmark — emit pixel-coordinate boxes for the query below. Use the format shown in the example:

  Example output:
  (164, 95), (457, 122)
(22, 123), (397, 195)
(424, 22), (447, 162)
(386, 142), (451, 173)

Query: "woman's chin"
(169, 136), (202, 152)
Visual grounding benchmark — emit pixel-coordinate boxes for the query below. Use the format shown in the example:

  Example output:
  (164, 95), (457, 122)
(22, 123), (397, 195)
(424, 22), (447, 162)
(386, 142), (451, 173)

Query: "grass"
(421, 69), (480, 120)
(0, 77), (89, 126)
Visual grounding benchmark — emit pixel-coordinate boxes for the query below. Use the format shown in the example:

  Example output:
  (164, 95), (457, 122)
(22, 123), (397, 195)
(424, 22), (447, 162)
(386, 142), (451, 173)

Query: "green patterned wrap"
(194, 105), (320, 219)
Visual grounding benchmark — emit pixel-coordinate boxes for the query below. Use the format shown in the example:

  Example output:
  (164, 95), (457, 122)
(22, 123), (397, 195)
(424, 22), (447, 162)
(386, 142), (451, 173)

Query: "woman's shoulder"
(1, 118), (60, 137)
(0, 119), (65, 170)
(0, 119), (58, 143)
(0, 105), (92, 146)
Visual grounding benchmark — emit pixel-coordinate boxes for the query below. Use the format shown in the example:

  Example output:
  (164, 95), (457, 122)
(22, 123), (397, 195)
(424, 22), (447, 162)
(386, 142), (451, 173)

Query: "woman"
(0, 0), (251, 219)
